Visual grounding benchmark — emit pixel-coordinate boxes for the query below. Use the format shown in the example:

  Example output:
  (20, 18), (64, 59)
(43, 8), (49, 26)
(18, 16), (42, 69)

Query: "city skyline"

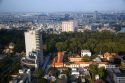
(0, 0), (125, 12)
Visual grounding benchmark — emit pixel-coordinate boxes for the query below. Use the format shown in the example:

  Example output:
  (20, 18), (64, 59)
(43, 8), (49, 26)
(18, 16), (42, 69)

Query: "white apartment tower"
(25, 30), (43, 58)
(62, 20), (78, 32)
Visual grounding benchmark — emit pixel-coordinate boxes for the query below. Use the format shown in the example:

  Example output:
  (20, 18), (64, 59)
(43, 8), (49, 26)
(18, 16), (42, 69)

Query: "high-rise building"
(62, 20), (78, 32)
(22, 30), (43, 69)
(25, 30), (43, 58)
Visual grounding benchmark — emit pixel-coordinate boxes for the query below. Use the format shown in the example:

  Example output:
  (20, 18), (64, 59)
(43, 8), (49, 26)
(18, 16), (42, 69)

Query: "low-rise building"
(69, 57), (82, 62)
(9, 69), (31, 83)
(71, 68), (79, 78)
(57, 74), (67, 83)
(21, 51), (41, 69)
(103, 52), (117, 61)
(81, 50), (91, 57)
(106, 64), (116, 69)
(113, 72), (125, 83)
(107, 68), (125, 83)
(51, 62), (108, 68)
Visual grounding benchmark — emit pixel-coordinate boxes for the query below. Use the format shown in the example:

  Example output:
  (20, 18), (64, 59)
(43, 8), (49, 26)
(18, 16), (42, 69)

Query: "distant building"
(97, 27), (116, 32)
(62, 20), (78, 32)
(84, 25), (92, 31)
(81, 50), (91, 57)
(119, 27), (125, 33)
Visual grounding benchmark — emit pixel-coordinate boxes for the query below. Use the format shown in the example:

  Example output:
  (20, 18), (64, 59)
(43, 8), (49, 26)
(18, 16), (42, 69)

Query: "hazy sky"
(0, 0), (125, 12)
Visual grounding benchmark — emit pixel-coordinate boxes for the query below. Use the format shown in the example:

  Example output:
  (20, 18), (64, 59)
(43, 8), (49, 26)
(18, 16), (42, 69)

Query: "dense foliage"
(0, 29), (125, 55)
(43, 31), (125, 54)
(0, 29), (25, 53)
(89, 64), (107, 82)
(0, 56), (21, 82)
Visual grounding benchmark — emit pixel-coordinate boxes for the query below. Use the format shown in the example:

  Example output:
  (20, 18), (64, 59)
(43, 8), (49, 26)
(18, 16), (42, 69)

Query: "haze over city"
(0, 0), (125, 12)
(1, 0), (125, 83)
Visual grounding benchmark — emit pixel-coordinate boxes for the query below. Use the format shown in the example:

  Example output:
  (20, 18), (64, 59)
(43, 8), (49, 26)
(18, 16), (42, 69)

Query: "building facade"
(23, 30), (43, 69)
(81, 50), (91, 57)
(25, 30), (43, 57)
(62, 20), (78, 32)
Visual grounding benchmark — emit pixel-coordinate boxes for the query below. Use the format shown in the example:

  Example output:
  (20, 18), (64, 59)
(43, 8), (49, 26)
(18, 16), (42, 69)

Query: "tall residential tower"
(22, 30), (43, 69)
(25, 30), (43, 57)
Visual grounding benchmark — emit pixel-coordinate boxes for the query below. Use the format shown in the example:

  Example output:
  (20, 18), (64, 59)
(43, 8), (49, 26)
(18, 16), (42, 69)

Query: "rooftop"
(81, 50), (91, 52)
(115, 72), (125, 77)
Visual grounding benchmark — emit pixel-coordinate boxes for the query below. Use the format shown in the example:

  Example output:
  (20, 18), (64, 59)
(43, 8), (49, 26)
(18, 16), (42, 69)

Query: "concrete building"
(51, 62), (108, 68)
(71, 68), (80, 78)
(62, 20), (78, 32)
(21, 51), (40, 69)
(69, 57), (82, 62)
(25, 30), (43, 58)
(22, 30), (43, 69)
(113, 72), (125, 83)
(9, 69), (31, 83)
(107, 68), (125, 83)
(81, 50), (91, 57)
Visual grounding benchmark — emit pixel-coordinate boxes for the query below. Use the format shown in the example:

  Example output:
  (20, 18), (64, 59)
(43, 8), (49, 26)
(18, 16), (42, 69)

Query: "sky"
(0, 0), (125, 12)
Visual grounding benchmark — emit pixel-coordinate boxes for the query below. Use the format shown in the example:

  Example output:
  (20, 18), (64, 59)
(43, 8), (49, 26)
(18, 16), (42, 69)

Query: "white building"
(81, 50), (91, 57)
(71, 68), (79, 78)
(113, 73), (125, 83)
(24, 30), (43, 68)
(9, 69), (31, 83)
(108, 68), (125, 83)
(62, 20), (78, 32)
(21, 51), (40, 69)
(52, 62), (108, 68)
(95, 75), (100, 80)
(25, 30), (43, 57)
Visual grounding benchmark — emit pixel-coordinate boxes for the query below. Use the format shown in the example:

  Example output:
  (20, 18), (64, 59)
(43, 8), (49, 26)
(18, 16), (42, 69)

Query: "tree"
(33, 69), (44, 78)
(98, 67), (105, 78)
(56, 42), (66, 51)
(48, 68), (60, 77)
(89, 65), (107, 81)
(61, 68), (71, 77)
(89, 64), (98, 77)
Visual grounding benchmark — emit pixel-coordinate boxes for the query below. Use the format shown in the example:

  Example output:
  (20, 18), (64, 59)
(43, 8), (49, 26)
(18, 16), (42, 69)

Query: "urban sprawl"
(0, 12), (125, 83)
